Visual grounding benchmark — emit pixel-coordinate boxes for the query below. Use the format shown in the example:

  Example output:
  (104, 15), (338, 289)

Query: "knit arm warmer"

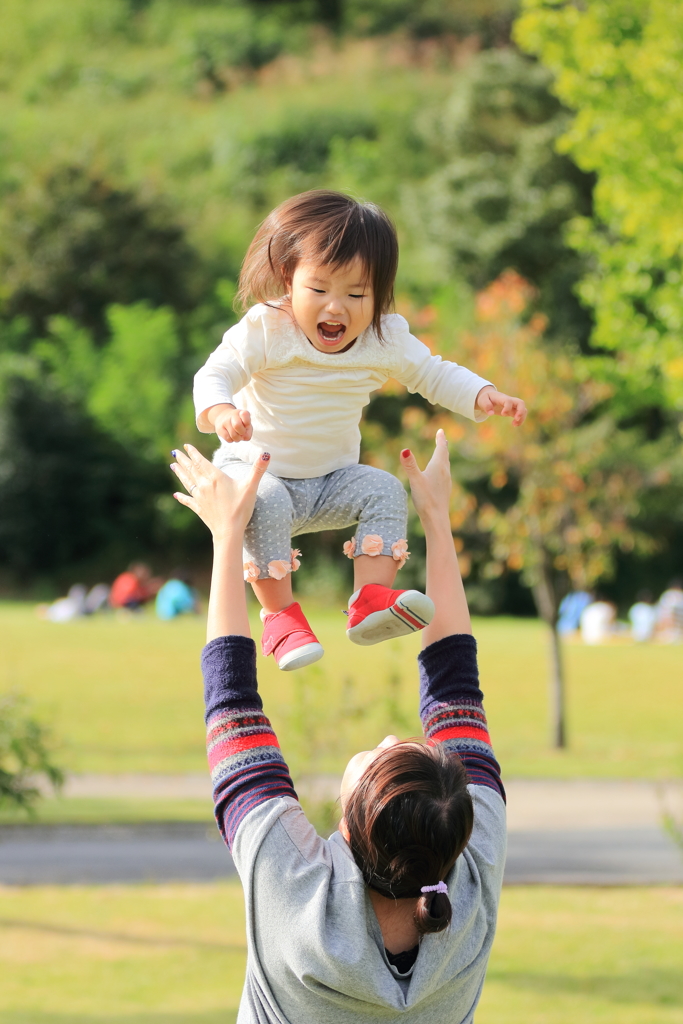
(418, 634), (505, 801)
(202, 635), (297, 849)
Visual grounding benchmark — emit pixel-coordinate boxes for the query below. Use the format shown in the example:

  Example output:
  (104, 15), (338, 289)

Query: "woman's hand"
(400, 429), (452, 525)
(171, 444), (270, 543)
(401, 430), (472, 642)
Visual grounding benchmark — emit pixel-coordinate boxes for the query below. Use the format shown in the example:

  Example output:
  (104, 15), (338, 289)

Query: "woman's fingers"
(242, 452), (271, 502)
(400, 448), (419, 475)
(173, 491), (198, 512)
(170, 461), (196, 494)
(172, 447), (193, 468)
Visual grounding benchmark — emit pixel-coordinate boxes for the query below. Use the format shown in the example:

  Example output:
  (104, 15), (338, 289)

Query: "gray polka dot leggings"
(215, 453), (410, 582)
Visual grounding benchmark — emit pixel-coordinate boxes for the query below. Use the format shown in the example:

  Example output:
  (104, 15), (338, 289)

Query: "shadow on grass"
(489, 968), (683, 1006)
(0, 1015), (237, 1024)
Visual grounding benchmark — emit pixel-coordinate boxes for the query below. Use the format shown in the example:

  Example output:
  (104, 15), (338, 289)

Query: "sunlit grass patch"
(1, 603), (682, 783)
(0, 883), (680, 1023)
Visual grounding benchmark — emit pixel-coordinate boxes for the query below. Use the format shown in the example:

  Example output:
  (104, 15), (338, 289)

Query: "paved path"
(4, 776), (680, 885)
(0, 823), (234, 885)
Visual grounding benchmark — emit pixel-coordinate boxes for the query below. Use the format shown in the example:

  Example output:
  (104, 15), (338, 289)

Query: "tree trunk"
(547, 621), (566, 749)
(531, 559), (567, 749)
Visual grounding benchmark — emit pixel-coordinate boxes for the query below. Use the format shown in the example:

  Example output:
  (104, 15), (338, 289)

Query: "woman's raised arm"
(400, 430), (471, 645)
(171, 445), (297, 848)
(401, 431), (504, 800)
(171, 444), (270, 641)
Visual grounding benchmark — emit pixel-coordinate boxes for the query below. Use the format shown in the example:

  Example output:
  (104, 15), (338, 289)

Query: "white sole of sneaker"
(277, 642), (325, 671)
(346, 591), (435, 646)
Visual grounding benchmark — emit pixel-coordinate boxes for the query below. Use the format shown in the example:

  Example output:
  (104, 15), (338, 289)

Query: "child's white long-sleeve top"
(194, 304), (492, 479)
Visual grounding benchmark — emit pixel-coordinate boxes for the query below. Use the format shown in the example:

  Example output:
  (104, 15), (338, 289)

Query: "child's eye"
(349, 293), (366, 299)
(309, 287), (326, 294)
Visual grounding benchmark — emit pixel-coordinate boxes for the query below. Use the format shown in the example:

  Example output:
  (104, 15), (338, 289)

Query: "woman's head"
(340, 739), (474, 936)
(238, 190), (399, 342)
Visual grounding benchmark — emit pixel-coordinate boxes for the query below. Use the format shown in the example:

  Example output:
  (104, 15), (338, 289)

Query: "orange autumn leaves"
(374, 271), (650, 594)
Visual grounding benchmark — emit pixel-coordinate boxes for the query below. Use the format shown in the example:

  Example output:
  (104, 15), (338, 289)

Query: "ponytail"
(415, 890), (452, 935)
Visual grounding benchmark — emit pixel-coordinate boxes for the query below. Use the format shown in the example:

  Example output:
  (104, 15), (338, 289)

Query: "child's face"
(288, 257), (375, 353)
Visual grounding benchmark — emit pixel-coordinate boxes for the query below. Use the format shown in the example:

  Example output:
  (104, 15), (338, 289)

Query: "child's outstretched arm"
(401, 431), (504, 799)
(391, 321), (526, 427)
(171, 445), (297, 847)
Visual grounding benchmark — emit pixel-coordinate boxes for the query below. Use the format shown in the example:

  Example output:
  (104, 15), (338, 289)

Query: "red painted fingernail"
(401, 449), (411, 458)
(262, 452), (270, 460)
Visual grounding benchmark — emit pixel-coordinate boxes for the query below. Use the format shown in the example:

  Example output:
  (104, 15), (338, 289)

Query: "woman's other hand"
(400, 429), (451, 525)
(171, 444), (270, 542)
(401, 430), (471, 641)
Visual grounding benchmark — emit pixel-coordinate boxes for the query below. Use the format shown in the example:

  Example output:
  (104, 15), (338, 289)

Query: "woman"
(171, 430), (506, 1023)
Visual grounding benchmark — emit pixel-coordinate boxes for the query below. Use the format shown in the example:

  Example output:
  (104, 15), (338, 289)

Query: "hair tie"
(421, 881), (448, 895)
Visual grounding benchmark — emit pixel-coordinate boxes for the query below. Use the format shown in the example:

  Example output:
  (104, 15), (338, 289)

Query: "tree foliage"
(392, 272), (680, 743)
(410, 49), (594, 344)
(516, 0), (683, 408)
(0, 167), (202, 341)
(0, 359), (168, 576)
(0, 692), (63, 812)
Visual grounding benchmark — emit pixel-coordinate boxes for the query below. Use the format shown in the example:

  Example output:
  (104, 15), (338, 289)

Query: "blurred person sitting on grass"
(170, 430), (505, 1024)
(109, 562), (162, 612)
(192, 189), (526, 673)
(155, 570), (199, 621)
(656, 578), (683, 643)
(628, 590), (657, 644)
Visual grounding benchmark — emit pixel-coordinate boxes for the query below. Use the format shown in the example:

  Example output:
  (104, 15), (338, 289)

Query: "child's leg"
(353, 553), (398, 591)
(217, 458), (296, 601)
(251, 576), (293, 615)
(305, 464), (409, 575)
(217, 458), (323, 669)
(301, 465), (433, 644)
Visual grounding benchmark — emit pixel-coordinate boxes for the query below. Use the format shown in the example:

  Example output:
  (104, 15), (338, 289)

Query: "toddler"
(192, 190), (526, 670)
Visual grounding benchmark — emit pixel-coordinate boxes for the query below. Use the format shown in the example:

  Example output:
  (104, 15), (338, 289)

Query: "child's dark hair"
(238, 190), (399, 338)
(344, 742), (474, 936)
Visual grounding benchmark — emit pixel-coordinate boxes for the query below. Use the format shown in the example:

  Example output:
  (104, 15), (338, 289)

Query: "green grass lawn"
(0, 882), (680, 1024)
(2, 602), (682, 784)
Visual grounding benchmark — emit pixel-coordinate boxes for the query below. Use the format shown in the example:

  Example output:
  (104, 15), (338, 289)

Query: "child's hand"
(475, 386), (527, 426)
(211, 405), (253, 443)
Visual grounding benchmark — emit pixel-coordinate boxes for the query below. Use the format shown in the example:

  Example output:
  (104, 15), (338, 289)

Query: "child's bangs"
(303, 219), (374, 284)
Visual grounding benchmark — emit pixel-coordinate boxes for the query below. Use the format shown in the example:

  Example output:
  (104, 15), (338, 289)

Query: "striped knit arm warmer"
(202, 635), (297, 849)
(418, 634), (505, 801)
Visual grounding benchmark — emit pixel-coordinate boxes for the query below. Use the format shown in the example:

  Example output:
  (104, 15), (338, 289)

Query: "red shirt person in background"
(109, 563), (163, 610)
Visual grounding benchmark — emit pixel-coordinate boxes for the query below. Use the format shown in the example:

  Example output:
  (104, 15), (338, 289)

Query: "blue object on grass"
(155, 579), (196, 620)
(557, 591), (592, 634)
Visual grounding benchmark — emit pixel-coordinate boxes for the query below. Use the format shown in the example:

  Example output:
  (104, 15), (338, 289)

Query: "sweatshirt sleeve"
(389, 316), (493, 423)
(193, 310), (268, 429)
(202, 635), (297, 849)
(418, 634), (505, 800)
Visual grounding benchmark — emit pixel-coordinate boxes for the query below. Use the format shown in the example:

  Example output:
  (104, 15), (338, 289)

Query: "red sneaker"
(261, 602), (324, 671)
(345, 584), (434, 646)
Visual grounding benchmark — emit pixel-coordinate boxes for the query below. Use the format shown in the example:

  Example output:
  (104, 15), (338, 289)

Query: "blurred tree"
(187, 6), (295, 91)
(0, 359), (167, 577)
(409, 49), (594, 346)
(34, 304), (183, 460)
(0, 167), (202, 342)
(389, 274), (675, 747)
(516, 0), (683, 412)
(0, 692), (63, 813)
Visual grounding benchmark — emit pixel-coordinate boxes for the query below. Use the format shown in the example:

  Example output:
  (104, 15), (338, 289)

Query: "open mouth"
(317, 321), (347, 345)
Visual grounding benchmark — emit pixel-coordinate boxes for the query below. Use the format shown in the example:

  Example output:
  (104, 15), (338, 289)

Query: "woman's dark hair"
(237, 190), (399, 338)
(344, 742), (474, 936)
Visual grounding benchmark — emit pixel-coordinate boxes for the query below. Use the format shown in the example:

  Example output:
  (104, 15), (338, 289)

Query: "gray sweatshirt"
(202, 633), (506, 1023)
